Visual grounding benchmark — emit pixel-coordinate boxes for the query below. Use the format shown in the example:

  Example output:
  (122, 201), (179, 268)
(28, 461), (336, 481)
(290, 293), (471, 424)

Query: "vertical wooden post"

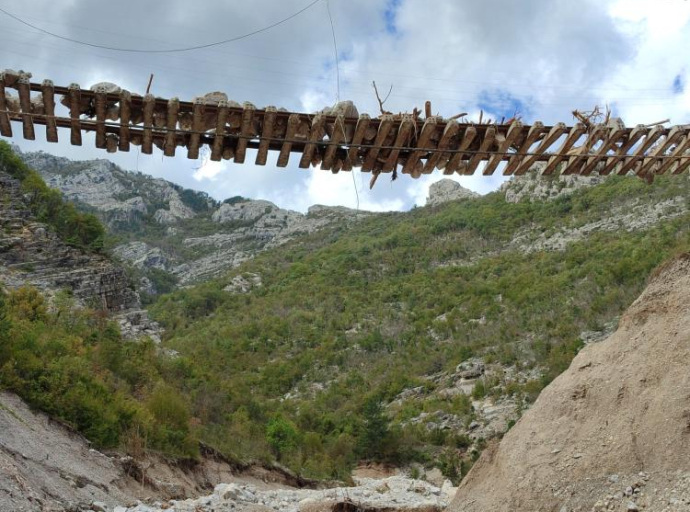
(68, 83), (82, 146)
(187, 98), (204, 160)
(256, 106), (277, 165)
(277, 114), (300, 168)
(119, 90), (131, 152)
(0, 73), (12, 137)
(163, 98), (179, 157)
(94, 85), (107, 149)
(41, 80), (58, 143)
(142, 94), (155, 155)
(17, 77), (35, 140)
(234, 103), (255, 164)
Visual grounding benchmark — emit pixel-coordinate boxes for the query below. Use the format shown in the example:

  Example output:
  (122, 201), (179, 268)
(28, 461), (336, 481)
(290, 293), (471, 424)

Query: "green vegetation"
(0, 287), (198, 459)
(145, 173), (690, 480)
(3, 141), (690, 482)
(0, 141), (105, 252)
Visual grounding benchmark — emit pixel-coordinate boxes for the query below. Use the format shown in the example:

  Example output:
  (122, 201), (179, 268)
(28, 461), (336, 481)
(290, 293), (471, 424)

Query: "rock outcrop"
(0, 172), (160, 341)
(501, 164), (606, 203)
(0, 391), (132, 512)
(16, 148), (369, 288)
(450, 254), (690, 512)
(426, 179), (478, 206)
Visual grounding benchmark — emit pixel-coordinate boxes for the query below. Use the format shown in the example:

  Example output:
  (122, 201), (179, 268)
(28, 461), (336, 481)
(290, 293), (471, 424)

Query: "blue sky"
(3, 0), (690, 212)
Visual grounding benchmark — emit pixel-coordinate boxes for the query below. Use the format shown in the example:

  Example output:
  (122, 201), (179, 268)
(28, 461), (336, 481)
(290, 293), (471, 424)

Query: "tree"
(357, 396), (390, 460)
(266, 416), (298, 460)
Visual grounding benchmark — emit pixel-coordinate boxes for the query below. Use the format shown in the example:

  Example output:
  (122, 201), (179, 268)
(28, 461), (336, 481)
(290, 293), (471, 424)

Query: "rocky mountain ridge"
(15, 147), (371, 290)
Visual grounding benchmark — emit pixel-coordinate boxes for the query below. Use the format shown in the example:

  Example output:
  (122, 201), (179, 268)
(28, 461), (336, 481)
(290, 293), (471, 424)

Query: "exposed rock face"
(113, 242), (169, 271)
(426, 179), (478, 206)
(501, 164), (606, 203)
(450, 254), (690, 512)
(19, 149), (203, 228)
(0, 391), (131, 512)
(176, 202), (367, 284)
(510, 196), (688, 253)
(0, 172), (160, 341)
(16, 149), (369, 288)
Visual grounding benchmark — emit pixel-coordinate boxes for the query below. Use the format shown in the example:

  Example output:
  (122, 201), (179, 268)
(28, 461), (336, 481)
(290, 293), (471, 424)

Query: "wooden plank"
(484, 121), (523, 175)
(234, 103), (255, 164)
(277, 114), (300, 168)
(94, 85), (107, 149)
(600, 124), (645, 175)
(465, 127), (495, 175)
(444, 126), (476, 175)
(68, 83), (82, 146)
(656, 132), (690, 174)
(402, 116), (438, 175)
(299, 114), (325, 169)
(362, 115), (394, 172)
(322, 114), (345, 171)
(561, 125), (605, 175)
(579, 118), (627, 175)
(163, 98), (180, 157)
(0, 74), (11, 137)
(41, 80), (57, 143)
(542, 123), (586, 175)
(106, 134), (118, 153)
(256, 106), (277, 166)
(615, 126), (664, 175)
(425, 119), (459, 173)
(210, 100), (229, 162)
(382, 115), (414, 172)
(141, 94), (155, 155)
(343, 114), (371, 171)
(187, 98), (205, 160)
(118, 90), (131, 152)
(17, 78), (35, 141)
(514, 123), (567, 175)
(503, 122), (545, 175)
(636, 126), (685, 176)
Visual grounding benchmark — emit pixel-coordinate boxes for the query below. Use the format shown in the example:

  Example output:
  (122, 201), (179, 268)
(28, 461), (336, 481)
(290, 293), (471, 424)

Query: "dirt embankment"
(450, 254), (690, 511)
(0, 391), (314, 512)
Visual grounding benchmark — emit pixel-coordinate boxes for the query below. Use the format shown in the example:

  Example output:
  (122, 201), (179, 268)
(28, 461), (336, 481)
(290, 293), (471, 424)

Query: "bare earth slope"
(451, 254), (690, 512)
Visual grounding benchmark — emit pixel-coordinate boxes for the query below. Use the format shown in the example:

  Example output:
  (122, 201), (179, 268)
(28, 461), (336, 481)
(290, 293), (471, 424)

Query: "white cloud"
(5, 0), (690, 212)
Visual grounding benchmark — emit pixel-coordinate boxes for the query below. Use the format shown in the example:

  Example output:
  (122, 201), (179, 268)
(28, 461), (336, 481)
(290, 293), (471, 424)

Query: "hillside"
(147, 169), (690, 480)
(450, 253), (690, 512)
(16, 147), (368, 298)
(4, 141), (690, 486)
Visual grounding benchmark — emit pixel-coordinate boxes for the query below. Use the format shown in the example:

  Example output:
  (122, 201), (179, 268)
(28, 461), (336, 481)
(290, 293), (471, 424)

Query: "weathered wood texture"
(1, 78), (689, 178)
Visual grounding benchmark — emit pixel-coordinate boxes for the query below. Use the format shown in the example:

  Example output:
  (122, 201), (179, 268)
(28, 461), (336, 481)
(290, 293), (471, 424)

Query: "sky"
(2, 0), (690, 212)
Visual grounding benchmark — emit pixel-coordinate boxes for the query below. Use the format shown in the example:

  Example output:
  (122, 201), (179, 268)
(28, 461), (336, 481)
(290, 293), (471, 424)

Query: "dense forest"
(2, 142), (690, 482)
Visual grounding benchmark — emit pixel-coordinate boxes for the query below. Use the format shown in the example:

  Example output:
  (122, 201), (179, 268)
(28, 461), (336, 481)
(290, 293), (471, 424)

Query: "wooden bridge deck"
(1, 71), (690, 178)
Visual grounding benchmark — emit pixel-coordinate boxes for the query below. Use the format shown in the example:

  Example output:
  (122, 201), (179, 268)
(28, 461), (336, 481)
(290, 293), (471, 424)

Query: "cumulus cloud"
(2, 0), (689, 211)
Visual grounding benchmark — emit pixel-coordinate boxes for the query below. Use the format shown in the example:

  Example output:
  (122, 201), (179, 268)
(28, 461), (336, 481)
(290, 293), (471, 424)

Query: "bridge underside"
(1, 71), (690, 179)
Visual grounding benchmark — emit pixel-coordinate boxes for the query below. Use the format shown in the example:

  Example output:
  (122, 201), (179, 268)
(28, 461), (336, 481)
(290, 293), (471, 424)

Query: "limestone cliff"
(0, 171), (159, 341)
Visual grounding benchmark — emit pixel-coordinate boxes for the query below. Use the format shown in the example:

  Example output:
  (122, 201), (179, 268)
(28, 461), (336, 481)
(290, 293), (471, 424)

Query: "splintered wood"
(1, 71), (690, 179)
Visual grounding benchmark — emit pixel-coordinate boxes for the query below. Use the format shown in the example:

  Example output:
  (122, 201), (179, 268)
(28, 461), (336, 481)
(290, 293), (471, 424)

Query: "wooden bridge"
(2, 71), (690, 179)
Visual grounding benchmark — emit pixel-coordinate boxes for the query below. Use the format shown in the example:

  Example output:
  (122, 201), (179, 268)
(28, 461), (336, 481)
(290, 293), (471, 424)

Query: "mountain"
(16, 147), (368, 297)
(4, 140), (690, 487)
(450, 253), (690, 512)
(146, 168), (690, 480)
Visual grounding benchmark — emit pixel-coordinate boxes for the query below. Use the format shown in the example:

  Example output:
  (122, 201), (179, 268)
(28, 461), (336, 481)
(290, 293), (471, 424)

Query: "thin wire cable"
(0, 0), (323, 53)
(325, 0), (340, 103)
(324, 0), (359, 209)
